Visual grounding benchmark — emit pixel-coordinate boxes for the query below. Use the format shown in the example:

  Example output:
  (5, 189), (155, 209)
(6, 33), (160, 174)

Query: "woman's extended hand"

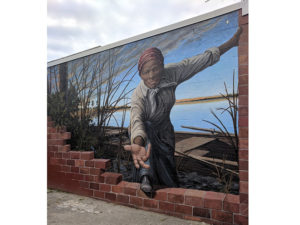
(219, 26), (243, 55)
(123, 143), (151, 169)
(232, 26), (243, 46)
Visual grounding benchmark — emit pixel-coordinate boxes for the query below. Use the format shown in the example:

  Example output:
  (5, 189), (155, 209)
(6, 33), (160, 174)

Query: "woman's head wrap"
(138, 47), (164, 75)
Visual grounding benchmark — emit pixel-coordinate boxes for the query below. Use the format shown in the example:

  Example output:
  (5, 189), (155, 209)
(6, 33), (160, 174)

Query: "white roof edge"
(47, 2), (242, 68)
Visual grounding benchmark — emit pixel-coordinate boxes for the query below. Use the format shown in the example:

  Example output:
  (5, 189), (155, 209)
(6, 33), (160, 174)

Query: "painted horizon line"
(101, 93), (238, 111)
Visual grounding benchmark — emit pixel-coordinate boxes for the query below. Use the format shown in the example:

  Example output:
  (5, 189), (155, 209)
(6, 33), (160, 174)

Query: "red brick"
(94, 190), (105, 199)
(239, 106), (248, 116)
(159, 201), (175, 212)
(105, 192), (116, 201)
(224, 194), (239, 203)
(48, 145), (58, 152)
(90, 168), (101, 176)
(100, 172), (122, 185)
(238, 116), (248, 127)
(239, 74), (248, 86)
(239, 139), (248, 150)
(49, 158), (60, 165)
(98, 175), (105, 183)
(60, 132), (71, 140)
(47, 121), (55, 127)
(238, 85), (248, 95)
(49, 151), (55, 157)
(239, 15), (248, 25)
(123, 182), (140, 196)
(80, 167), (90, 174)
(238, 44), (248, 56)
(94, 159), (111, 169)
(239, 171), (248, 181)
(240, 203), (248, 216)
(137, 189), (150, 198)
(69, 173), (84, 180)
(84, 175), (96, 182)
(240, 181), (248, 194)
(130, 196), (143, 207)
(240, 193), (248, 204)
(167, 188), (186, 204)
(193, 207), (211, 218)
(238, 55), (248, 65)
(223, 194), (240, 213)
(81, 151), (94, 160)
(48, 139), (66, 146)
(239, 95), (248, 106)
(204, 192), (225, 210)
(143, 199), (158, 209)
(48, 165), (61, 174)
(106, 173), (122, 185)
(89, 183), (99, 190)
(61, 165), (71, 172)
(112, 181), (126, 194)
(117, 194), (129, 204)
(79, 181), (89, 188)
(70, 151), (80, 159)
(238, 65), (248, 75)
(99, 183), (111, 192)
(85, 160), (94, 167)
(62, 152), (70, 159)
(239, 127), (248, 138)
(239, 160), (248, 170)
(175, 204), (192, 215)
(239, 31), (248, 46)
(70, 166), (79, 173)
(212, 210), (233, 223)
(185, 189), (206, 207)
(58, 144), (71, 152)
(153, 189), (168, 201)
(239, 150), (248, 160)
(48, 133), (60, 139)
(234, 214), (248, 225)
(47, 127), (56, 133)
(75, 159), (85, 167)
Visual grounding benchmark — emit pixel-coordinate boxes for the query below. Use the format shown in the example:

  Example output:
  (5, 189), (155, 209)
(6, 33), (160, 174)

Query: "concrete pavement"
(47, 189), (209, 225)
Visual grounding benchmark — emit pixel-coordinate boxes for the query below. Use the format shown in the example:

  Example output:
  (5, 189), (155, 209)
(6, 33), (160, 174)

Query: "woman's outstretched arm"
(219, 27), (243, 55)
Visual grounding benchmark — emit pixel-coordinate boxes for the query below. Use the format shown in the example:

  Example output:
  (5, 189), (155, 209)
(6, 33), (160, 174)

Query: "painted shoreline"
(174, 94), (237, 105)
(81, 94), (238, 117)
(111, 94), (238, 111)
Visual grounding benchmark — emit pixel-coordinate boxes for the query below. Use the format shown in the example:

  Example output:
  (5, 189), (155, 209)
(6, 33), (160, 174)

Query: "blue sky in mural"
(111, 11), (238, 102)
(49, 11), (239, 132)
(104, 11), (239, 132)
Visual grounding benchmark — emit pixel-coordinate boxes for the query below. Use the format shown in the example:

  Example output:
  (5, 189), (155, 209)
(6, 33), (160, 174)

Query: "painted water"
(93, 99), (238, 133)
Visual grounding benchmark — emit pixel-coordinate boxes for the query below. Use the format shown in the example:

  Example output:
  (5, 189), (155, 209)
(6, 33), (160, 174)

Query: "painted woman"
(124, 27), (243, 193)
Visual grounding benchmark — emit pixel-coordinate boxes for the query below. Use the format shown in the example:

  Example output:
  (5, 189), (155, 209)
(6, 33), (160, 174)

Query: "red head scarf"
(138, 47), (164, 75)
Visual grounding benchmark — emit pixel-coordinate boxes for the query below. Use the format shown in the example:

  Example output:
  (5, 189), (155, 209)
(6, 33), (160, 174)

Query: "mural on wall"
(47, 11), (241, 194)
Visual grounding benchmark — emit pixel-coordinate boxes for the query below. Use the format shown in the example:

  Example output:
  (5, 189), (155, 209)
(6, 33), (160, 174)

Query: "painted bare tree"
(64, 48), (136, 152)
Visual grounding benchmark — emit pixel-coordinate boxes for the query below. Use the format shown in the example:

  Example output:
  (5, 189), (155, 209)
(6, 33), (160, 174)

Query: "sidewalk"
(48, 189), (209, 225)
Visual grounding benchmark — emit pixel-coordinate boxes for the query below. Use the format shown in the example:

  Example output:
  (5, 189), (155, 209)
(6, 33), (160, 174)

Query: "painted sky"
(95, 11), (239, 101)
(48, 10), (239, 106)
(47, 0), (241, 62)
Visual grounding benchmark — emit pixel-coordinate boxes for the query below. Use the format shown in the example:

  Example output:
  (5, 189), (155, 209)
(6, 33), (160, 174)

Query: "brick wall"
(47, 10), (248, 225)
(237, 9), (249, 225)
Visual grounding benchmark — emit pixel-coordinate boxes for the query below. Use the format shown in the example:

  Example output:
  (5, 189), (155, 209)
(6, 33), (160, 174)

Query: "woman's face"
(140, 59), (164, 89)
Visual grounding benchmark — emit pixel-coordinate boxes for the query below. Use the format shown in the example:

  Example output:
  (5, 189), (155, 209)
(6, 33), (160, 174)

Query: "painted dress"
(129, 47), (220, 186)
